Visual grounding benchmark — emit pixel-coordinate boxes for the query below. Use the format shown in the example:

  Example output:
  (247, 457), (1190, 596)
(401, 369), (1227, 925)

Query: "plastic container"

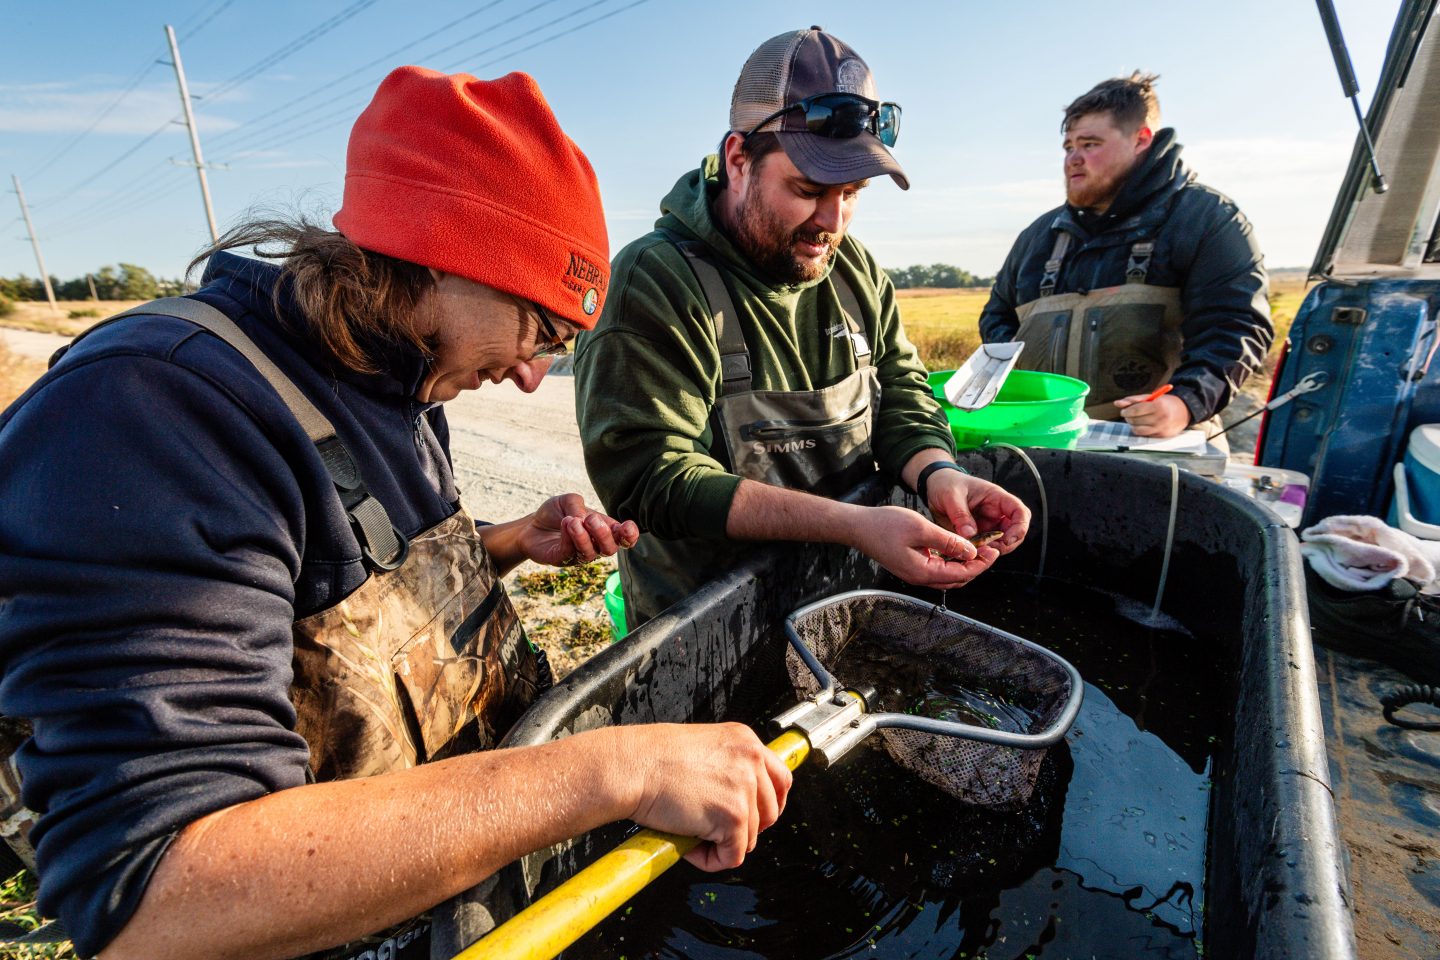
(1220, 463), (1310, 529)
(1388, 425), (1440, 537)
(928, 369), (1090, 450)
(443, 460), (1352, 959)
(603, 570), (628, 641)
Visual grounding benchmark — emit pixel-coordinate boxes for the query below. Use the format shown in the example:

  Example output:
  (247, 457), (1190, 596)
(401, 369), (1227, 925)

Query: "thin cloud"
(0, 81), (242, 134)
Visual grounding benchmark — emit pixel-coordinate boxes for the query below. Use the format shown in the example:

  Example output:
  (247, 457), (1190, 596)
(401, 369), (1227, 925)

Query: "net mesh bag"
(785, 592), (1075, 807)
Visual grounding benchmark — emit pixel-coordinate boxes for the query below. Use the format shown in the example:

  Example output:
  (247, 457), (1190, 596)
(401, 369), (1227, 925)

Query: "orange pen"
(1141, 383), (1175, 403)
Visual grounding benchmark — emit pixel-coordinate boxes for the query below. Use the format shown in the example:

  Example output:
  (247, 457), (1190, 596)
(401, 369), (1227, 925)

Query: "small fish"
(935, 531), (1005, 564)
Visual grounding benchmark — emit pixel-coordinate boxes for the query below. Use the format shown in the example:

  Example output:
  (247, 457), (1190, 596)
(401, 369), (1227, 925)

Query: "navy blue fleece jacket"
(0, 252), (460, 956)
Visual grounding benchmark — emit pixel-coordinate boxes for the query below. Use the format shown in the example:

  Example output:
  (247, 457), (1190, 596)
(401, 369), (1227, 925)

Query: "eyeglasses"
(530, 302), (568, 359)
(744, 93), (902, 148)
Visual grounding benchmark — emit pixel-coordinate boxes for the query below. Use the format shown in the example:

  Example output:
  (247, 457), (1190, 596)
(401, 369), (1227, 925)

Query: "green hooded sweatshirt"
(573, 156), (954, 626)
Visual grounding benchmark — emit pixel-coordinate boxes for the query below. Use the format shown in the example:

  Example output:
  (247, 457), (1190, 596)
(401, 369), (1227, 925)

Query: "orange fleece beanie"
(333, 66), (610, 328)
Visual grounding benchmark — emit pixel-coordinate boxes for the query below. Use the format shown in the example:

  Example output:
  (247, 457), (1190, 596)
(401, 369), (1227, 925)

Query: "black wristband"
(916, 460), (970, 507)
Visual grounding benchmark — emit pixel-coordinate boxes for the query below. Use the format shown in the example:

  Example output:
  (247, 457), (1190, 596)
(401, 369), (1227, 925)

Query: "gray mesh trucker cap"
(729, 26), (909, 190)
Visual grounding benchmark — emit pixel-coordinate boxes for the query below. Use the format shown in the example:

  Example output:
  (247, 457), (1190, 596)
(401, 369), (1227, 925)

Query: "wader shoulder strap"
(62, 297), (407, 571)
(1039, 231), (1072, 298)
(829, 271), (872, 367)
(659, 230), (752, 396)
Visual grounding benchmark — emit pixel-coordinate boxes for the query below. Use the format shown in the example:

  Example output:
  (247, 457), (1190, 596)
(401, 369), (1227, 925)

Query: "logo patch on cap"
(835, 59), (868, 95)
(564, 251), (607, 316)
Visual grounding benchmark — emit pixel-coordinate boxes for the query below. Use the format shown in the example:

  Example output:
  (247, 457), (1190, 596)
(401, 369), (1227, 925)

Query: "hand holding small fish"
(931, 530), (1005, 565)
(923, 467), (1032, 554)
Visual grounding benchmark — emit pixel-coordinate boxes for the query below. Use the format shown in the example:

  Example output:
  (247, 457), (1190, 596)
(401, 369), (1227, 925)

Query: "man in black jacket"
(978, 72), (1272, 440)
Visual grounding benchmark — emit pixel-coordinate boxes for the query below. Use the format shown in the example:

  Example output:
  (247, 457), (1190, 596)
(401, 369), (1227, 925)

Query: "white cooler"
(1390, 424), (1440, 540)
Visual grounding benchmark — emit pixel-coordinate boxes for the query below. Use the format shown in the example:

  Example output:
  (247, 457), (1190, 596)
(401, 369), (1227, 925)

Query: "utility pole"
(164, 24), (219, 242)
(10, 174), (57, 313)
(87, 273), (98, 301)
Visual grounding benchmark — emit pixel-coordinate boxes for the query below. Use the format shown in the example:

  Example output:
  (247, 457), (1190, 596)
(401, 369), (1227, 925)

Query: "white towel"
(1300, 515), (1440, 594)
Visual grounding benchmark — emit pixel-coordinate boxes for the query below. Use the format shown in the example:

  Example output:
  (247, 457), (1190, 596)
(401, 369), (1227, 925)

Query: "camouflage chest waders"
(618, 238), (881, 628)
(0, 298), (541, 960)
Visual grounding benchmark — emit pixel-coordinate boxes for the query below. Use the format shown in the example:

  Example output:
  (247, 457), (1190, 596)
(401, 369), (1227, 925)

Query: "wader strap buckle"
(1039, 231), (1072, 298)
(318, 435), (409, 571)
(1126, 242), (1155, 284)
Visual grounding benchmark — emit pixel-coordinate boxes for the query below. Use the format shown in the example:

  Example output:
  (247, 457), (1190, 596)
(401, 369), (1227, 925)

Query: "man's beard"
(1066, 165), (1128, 210)
(731, 190), (839, 285)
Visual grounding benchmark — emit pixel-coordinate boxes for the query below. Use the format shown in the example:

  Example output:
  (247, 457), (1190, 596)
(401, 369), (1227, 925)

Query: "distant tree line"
(885, 263), (993, 289)
(0, 263), (183, 302)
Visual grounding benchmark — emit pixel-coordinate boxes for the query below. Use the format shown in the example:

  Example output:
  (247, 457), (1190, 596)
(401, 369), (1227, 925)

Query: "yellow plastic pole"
(453, 729), (811, 960)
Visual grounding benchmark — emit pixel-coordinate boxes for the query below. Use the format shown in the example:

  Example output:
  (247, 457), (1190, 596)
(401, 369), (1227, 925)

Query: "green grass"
(524, 614), (613, 663)
(514, 560), (613, 605)
(0, 870), (74, 958)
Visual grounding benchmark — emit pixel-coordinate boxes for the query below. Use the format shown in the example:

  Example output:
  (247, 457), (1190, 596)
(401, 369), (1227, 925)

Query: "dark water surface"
(568, 575), (1221, 959)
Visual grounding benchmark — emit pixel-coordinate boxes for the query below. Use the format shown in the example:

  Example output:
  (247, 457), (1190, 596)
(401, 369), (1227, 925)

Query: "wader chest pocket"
(729, 402), (876, 497)
(739, 402), (871, 444)
(1015, 310), (1072, 372)
(390, 579), (507, 762)
(1090, 301), (1174, 394)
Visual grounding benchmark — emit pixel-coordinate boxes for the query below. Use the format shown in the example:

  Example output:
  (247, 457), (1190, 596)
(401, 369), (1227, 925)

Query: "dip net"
(785, 590), (1082, 807)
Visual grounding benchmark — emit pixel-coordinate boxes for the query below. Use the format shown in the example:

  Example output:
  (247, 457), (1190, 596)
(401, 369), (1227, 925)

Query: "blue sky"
(0, 0), (1402, 283)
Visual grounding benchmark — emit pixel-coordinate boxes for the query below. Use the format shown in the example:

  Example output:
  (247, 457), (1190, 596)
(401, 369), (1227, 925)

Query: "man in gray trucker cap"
(573, 26), (1030, 629)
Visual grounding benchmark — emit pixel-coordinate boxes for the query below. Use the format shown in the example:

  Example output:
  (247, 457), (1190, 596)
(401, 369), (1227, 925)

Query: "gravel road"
(444, 373), (601, 522)
(0, 327), (67, 363)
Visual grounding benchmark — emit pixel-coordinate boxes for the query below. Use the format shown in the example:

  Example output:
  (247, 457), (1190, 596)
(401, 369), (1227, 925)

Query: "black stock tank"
(436, 449), (1356, 960)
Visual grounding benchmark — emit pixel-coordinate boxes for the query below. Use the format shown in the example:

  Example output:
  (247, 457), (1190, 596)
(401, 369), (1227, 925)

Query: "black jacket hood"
(1072, 127), (1194, 232)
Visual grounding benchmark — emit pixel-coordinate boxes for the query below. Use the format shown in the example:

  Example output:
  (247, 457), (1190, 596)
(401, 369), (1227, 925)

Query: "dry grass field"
(0, 344), (43, 412)
(3, 299), (143, 337)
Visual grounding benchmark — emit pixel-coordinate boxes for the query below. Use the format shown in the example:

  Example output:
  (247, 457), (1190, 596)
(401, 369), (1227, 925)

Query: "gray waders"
(618, 237), (881, 628)
(1013, 232), (1227, 450)
(1013, 233), (1184, 420)
(1013, 233), (1229, 451)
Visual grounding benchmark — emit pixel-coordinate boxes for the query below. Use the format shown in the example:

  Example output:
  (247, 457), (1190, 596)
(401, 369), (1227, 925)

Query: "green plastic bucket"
(603, 570), (628, 642)
(928, 369), (1090, 450)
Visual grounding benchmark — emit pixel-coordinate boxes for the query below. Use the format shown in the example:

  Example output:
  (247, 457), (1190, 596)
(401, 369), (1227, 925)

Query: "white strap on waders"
(55, 297), (409, 571)
(1038, 232), (1072, 298)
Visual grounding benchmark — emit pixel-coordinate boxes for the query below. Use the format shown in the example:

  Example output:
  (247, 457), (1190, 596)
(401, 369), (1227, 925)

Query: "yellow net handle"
(453, 729), (811, 960)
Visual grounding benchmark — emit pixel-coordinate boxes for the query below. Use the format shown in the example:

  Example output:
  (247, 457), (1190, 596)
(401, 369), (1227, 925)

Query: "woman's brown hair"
(188, 218), (434, 373)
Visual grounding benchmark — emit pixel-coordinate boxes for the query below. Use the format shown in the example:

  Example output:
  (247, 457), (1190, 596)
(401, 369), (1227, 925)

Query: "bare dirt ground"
(0, 327), (69, 363)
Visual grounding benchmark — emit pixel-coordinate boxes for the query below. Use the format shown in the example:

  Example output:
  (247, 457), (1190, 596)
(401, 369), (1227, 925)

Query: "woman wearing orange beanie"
(0, 67), (791, 960)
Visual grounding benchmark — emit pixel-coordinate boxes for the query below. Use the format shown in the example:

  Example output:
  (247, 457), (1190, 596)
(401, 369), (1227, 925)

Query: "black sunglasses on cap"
(744, 93), (901, 148)
(530, 302), (568, 359)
